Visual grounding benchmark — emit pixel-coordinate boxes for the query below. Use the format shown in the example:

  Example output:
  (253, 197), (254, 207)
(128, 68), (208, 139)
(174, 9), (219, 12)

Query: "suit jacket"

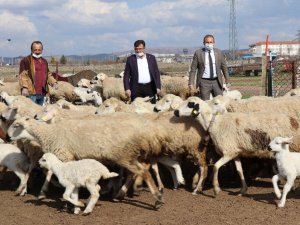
(123, 53), (161, 97)
(188, 48), (229, 88)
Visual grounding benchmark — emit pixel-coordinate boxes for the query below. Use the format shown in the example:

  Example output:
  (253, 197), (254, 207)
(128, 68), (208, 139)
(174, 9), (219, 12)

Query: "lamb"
(39, 153), (118, 215)
(154, 94), (183, 112)
(76, 78), (92, 88)
(269, 136), (300, 208)
(174, 96), (300, 195)
(0, 142), (30, 196)
(222, 84), (242, 100)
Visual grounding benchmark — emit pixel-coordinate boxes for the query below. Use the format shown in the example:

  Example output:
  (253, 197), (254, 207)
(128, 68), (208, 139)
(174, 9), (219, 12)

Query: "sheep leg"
(115, 172), (135, 200)
(213, 155), (232, 195)
(150, 162), (164, 193)
(83, 183), (100, 215)
(63, 185), (85, 207)
(38, 170), (53, 199)
(14, 170), (29, 196)
(157, 156), (185, 188)
(278, 175), (295, 208)
(192, 149), (208, 195)
(71, 188), (80, 214)
(0, 166), (7, 181)
(234, 158), (248, 195)
(135, 162), (164, 209)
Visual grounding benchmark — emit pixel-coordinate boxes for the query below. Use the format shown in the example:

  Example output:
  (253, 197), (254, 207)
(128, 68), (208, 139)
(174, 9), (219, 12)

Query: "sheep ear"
(283, 136), (293, 144)
(170, 97), (182, 110)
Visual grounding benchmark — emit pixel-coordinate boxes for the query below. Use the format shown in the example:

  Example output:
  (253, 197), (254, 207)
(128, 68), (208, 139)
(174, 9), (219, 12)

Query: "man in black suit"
(123, 40), (161, 103)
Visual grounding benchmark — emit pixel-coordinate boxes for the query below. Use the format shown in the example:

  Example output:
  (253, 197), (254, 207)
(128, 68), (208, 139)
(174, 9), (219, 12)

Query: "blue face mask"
(32, 53), (42, 59)
(204, 43), (214, 51)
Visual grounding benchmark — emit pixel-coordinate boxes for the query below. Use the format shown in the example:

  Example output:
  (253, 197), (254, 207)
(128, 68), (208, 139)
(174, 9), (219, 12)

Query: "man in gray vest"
(188, 34), (230, 100)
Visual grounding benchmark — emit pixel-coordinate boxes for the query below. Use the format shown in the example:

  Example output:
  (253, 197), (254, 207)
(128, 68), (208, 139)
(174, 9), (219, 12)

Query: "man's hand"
(156, 88), (161, 95)
(53, 82), (59, 90)
(125, 89), (131, 98)
(21, 88), (29, 96)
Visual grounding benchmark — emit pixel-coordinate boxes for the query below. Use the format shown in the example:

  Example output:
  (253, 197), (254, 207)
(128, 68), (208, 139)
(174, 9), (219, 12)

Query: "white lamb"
(269, 136), (300, 208)
(39, 152), (118, 215)
(0, 143), (30, 196)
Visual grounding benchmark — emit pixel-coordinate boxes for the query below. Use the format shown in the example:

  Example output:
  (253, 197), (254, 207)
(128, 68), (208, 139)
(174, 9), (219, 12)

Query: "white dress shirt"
(202, 49), (217, 79)
(137, 54), (151, 84)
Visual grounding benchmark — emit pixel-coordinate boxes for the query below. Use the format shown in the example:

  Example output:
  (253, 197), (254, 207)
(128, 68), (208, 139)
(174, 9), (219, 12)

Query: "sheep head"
(7, 117), (35, 141)
(268, 136), (293, 153)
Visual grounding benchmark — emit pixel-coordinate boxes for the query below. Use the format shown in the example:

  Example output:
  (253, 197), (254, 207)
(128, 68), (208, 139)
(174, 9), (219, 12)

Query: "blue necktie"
(208, 51), (214, 79)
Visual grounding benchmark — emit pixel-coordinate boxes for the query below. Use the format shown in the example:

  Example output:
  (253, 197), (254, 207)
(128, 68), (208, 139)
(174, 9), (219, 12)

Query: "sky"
(0, 0), (299, 57)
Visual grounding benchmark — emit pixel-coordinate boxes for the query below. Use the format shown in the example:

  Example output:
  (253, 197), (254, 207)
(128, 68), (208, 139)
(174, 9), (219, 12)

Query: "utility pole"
(228, 0), (238, 60)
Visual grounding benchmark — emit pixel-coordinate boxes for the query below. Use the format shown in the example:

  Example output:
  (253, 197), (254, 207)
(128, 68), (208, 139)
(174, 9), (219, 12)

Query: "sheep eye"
(42, 159), (46, 162)
(187, 102), (195, 108)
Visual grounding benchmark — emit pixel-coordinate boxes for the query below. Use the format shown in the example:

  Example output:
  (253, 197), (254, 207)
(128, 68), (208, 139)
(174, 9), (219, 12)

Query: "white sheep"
(160, 76), (191, 99)
(222, 84), (242, 100)
(154, 94), (183, 112)
(76, 78), (92, 88)
(174, 96), (300, 195)
(39, 152), (118, 215)
(283, 88), (300, 97)
(0, 143), (30, 196)
(269, 136), (300, 208)
(0, 80), (21, 96)
(73, 87), (102, 106)
(48, 81), (76, 103)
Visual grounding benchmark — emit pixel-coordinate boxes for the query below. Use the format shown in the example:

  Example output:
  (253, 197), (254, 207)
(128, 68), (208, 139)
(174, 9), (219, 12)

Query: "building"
(249, 41), (300, 57)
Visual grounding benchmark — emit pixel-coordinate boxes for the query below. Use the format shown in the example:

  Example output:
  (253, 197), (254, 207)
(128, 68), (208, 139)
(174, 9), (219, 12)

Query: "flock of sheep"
(0, 72), (300, 215)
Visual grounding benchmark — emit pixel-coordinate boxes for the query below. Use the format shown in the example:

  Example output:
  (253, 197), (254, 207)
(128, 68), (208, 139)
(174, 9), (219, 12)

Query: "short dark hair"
(203, 34), (215, 43)
(31, 41), (43, 51)
(134, 40), (146, 48)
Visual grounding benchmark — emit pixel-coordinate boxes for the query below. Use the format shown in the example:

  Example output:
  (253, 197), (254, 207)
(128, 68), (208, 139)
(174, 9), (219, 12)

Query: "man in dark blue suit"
(123, 40), (161, 103)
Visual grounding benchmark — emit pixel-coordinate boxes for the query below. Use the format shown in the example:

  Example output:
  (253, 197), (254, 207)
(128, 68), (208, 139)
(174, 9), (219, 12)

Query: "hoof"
(214, 187), (221, 196)
(74, 207), (81, 215)
(159, 188), (164, 194)
(115, 190), (125, 200)
(38, 192), (46, 200)
(76, 201), (85, 208)
(154, 200), (163, 210)
(82, 211), (91, 216)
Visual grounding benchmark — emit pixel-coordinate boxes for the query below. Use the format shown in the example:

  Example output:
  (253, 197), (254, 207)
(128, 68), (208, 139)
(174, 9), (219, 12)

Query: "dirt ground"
(1, 170), (300, 225)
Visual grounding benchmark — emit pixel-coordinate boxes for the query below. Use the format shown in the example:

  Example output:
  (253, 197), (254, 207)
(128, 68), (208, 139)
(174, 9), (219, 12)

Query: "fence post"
(267, 54), (273, 96)
(292, 61), (296, 89)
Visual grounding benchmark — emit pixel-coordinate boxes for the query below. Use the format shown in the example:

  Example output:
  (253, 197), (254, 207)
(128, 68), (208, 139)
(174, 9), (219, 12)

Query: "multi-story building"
(249, 40), (300, 57)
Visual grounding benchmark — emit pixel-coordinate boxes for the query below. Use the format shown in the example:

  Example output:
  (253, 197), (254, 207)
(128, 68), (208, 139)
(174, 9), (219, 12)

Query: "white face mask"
(32, 53), (42, 59)
(204, 43), (214, 51)
(136, 52), (144, 57)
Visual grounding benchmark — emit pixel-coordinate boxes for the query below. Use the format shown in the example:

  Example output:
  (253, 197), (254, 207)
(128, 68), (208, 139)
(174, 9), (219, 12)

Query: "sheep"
(0, 80), (21, 96)
(35, 104), (185, 191)
(76, 78), (92, 88)
(160, 76), (191, 99)
(174, 96), (300, 195)
(90, 73), (127, 101)
(7, 114), (167, 208)
(8, 111), (207, 206)
(72, 87), (102, 106)
(283, 88), (300, 97)
(39, 153), (118, 215)
(222, 84), (242, 100)
(0, 143), (30, 196)
(212, 95), (300, 117)
(95, 97), (154, 115)
(269, 136), (300, 208)
(48, 81), (77, 103)
(55, 99), (97, 113)
(154, 94), (183, 112)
